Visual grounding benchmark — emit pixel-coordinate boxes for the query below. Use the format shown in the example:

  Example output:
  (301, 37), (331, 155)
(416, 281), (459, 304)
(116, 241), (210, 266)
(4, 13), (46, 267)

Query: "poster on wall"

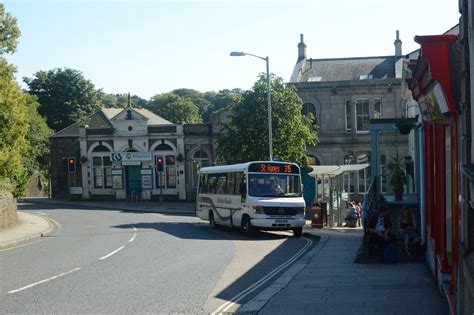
(112, 175), (123, 189)
(142, 175), (152, 189)
(167, 166), (177, 188)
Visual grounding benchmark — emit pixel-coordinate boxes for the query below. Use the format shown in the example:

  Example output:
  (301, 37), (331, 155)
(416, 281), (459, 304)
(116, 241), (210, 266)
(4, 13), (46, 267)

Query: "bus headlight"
(253, 206), (264, 214)
(298, 207), (305, 215)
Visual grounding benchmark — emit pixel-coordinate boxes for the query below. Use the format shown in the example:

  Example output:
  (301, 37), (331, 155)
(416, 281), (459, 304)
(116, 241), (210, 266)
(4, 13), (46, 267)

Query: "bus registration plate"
(275, 219), (288, 223)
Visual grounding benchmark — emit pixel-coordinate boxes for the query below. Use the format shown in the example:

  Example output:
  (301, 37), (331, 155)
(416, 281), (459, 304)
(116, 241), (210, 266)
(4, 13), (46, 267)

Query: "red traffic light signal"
(156, 156), (164, 172)
(68, 157), (76, 173)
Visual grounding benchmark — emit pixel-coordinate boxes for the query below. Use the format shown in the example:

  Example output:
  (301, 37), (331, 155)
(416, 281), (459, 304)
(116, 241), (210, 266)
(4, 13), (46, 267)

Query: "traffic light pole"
(159, 172), (164, 205)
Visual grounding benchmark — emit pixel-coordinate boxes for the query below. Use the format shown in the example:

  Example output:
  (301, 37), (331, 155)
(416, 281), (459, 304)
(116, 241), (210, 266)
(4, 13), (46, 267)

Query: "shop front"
(408, 34), (461, 313)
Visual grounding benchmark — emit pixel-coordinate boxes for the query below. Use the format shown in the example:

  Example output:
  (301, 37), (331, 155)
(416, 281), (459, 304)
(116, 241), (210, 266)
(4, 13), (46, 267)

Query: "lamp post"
(230, 51), (273, 161)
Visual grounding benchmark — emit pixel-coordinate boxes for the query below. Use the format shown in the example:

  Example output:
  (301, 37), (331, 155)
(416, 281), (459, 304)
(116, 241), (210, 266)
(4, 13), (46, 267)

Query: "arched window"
(91, 145), (112, 190)
(192, 150), (209, 188)
(307, 155), (320, 165)
(153, 143), (176, 189)
(154, 143), (173, 151)
(92, 145), (110, 152)
(302, 102), (317, 124)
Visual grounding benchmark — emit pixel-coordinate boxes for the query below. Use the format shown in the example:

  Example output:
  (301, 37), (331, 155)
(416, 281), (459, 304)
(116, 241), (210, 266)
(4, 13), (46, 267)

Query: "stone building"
(289, 32), (407, 196)
(50, 106), (213, 201)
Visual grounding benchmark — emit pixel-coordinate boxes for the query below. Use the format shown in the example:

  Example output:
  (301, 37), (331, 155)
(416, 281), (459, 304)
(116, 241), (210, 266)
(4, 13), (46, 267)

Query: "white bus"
(196, 161), (306, 236)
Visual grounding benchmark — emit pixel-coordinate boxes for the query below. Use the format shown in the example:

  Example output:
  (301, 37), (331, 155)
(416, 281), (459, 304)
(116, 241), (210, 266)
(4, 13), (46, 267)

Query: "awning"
(306, 163), (370, 177)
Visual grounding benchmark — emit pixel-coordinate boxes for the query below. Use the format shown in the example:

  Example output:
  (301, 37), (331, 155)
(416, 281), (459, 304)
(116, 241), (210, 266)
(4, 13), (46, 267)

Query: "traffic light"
(156, 156), (164, 172)
(67, 157), (76, 173)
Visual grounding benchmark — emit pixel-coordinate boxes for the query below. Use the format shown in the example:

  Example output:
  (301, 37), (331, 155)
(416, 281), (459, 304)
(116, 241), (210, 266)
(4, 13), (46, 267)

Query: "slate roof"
(290, 56), (402, 83)
(51, 107), (172, 138)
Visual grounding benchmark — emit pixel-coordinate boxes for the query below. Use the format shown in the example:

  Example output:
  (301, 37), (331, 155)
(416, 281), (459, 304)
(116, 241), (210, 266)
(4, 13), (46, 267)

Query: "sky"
(4, 0), (460, 100)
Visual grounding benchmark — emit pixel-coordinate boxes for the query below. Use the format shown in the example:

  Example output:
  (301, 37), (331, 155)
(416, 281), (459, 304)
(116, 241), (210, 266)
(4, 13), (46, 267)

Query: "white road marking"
(99, 246), (125, 260)
(35, 212), (48, 216)
(98, 225), (136, 260)
(129, 226), (137, 243)
(7, 267), (81, 294)
(212, 237), (313, 314)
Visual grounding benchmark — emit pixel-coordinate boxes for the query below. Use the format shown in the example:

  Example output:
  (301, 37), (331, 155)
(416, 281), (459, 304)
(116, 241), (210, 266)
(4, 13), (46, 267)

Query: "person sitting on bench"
(367, 205), (393, 254)
(398, 206), (420, 258)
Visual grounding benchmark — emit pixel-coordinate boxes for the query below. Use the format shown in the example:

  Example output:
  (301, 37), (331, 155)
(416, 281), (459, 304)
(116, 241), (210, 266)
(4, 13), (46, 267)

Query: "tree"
(202, 91), (241, 122)
(216, 74), (317, 165)
(0, 4), (52, 196)
(0, 59), (29, 193)
(100, 93), (147, 108)
(0, 4), (20, 55)
(171, 88), (212, 119)
(24, 68), (103, 131)
(148, 93), (202, 123)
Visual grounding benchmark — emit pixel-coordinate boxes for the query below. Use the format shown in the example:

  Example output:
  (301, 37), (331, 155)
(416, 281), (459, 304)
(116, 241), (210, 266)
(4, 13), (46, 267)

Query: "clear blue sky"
(4, 0), (459, 99)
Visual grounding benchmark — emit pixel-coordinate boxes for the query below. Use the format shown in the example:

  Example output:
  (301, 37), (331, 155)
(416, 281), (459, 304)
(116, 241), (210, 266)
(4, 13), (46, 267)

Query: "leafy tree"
(203, 91), (241, 122)
(100, 93), (147, 108)
(23, 94), (53, 190)
(0, 4), (52, 196)
(216, 74), (317, 165)
(0, 4), (20, 54)
(24, 68), (102, 131)
(148, 93), (202, 123)
(171, 88), (212, 119)
(0, 58), (29, 193)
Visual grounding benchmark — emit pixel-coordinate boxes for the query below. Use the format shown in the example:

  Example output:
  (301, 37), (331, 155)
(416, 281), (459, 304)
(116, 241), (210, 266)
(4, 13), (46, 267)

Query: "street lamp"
(230, 51), (273, 161)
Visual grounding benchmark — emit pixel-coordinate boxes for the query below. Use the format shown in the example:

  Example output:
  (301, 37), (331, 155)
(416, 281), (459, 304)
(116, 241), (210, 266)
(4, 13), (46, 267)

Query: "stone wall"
(0, 191), (17, 229)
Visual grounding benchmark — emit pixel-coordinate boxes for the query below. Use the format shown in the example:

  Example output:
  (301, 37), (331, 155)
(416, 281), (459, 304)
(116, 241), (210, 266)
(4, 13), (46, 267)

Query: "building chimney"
(394, 30), (402, 56)
(298, 34), (306, 60)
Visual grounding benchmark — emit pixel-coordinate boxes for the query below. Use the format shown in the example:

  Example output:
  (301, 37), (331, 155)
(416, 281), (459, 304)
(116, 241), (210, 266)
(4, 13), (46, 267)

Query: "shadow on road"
(112, 221), (291, 241)
(17, 202), (196, 218)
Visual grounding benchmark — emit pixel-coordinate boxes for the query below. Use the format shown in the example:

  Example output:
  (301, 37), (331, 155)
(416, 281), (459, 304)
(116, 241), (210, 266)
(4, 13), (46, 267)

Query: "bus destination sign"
(248, 162), (299, 174)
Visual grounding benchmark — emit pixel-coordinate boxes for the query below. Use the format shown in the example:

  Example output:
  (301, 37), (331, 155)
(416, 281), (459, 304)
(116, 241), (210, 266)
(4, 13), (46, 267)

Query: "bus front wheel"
(242, 216), (254, 234)
(209, 211), (218, 229)
(293, 227), (303, 237)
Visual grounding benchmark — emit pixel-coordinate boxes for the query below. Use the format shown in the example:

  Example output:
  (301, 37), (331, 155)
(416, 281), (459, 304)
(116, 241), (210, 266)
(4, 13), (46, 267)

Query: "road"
(0, 202), (317, 314)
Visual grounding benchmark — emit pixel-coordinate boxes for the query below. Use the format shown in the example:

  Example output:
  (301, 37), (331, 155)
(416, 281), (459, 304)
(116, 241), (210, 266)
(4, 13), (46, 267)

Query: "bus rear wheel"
(209, 211), (218, 229)
(293, 227), (303, 237)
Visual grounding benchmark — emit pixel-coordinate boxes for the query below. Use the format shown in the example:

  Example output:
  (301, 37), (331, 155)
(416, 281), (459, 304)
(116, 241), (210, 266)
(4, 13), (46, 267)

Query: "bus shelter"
(306, 163), (369, 227)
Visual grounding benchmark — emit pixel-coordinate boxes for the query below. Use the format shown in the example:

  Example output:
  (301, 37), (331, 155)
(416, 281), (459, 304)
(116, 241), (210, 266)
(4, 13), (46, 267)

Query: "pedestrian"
(355, 202), (362, 227)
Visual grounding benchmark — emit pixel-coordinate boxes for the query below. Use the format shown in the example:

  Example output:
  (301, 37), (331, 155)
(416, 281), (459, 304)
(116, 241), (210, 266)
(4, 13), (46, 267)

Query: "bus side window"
(234, 172), (244, 195)
(216, 174), (227, 195)
(226, 173), (235, 195)
(208, 175), (217, 194)
(199, 174), (207, 193)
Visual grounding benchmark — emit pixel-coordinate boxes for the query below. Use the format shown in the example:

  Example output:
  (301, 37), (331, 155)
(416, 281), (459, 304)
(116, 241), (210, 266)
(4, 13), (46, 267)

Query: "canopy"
(306, 163), (370, 177)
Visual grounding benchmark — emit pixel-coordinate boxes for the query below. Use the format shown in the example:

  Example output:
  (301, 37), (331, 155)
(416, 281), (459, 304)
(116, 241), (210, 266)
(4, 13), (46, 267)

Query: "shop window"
(343, 172), (356, 193)
(357, 153), (371, 193)
(192, 150), (209, 188)
(93, 156), (112, 189)
(373, 98), (382, 119)
(355, 99), (370, 132)
(155, 154), (177, 189)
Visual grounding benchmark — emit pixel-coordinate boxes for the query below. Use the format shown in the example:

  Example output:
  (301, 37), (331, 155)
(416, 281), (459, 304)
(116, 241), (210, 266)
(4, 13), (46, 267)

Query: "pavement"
(0, 198), (448, 314)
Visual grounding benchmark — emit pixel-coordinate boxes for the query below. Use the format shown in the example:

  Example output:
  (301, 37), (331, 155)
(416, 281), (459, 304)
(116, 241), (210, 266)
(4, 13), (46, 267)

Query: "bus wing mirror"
(301, 184), (304, 193)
